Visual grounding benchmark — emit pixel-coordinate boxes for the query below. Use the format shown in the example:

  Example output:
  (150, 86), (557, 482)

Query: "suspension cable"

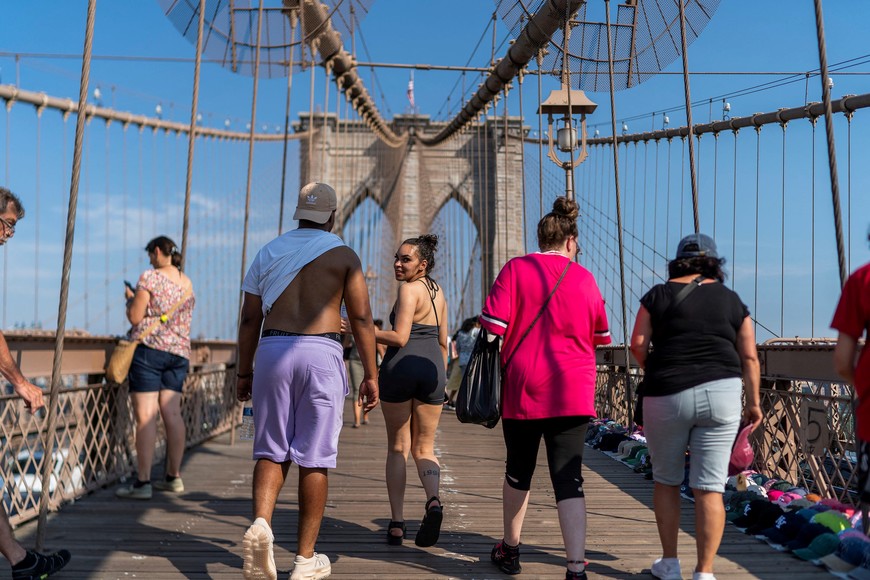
(238, 0), (265, 329)
(753, 125), (760, 337)
(604, 0), (633, 420)
(37, 0), (96, 551)
(677, 0), (700, 232)
(812, 0), (847, 288)
(278, 11), (297, 235)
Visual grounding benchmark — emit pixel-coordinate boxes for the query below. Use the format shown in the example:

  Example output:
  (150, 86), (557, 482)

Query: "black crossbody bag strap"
(502, 259), (572, 372)
(664, 275), (705, 317)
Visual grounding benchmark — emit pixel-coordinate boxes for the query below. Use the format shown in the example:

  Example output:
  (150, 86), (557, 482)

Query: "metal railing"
(595, 343), (860, 505)
(0, 366), (237, 526)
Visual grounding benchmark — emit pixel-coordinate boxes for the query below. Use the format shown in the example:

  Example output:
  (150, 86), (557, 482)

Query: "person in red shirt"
(832, 234), (870, 520)
(480, 196), (610, 580)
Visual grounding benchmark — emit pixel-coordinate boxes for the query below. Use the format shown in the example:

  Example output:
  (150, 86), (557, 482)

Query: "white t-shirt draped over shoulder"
(242, 228), (345, 316)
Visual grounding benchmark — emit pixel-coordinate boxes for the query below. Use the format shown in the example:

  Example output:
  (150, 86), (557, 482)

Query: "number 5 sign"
(800, 400), (829, 455)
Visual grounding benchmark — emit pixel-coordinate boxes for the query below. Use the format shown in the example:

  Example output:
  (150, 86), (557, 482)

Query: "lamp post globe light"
(537, 85), (597, 200)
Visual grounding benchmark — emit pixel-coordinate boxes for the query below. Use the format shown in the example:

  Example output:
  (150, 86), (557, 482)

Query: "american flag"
(407, 72), (415, 110)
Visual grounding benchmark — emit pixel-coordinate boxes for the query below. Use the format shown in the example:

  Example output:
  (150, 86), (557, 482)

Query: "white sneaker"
(242, 518), (277, 580)
(692, 573), (716, 580)
(289, 552), (331, 580)
(651, 557), (682, 580)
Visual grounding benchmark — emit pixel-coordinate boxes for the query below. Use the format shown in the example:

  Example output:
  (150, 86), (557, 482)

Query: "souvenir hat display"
(583, 416), (870, 579)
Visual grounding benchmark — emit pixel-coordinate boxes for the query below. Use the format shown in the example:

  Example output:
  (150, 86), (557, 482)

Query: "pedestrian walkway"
(14, 401), (828, 579)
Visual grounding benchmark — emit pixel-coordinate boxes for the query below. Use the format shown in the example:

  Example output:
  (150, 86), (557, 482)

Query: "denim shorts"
(643, 377), (742, 492)
(128, 344), (190, 393)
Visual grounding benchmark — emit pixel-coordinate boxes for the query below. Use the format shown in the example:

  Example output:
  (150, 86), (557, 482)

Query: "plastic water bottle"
(239, 404), (255, 441)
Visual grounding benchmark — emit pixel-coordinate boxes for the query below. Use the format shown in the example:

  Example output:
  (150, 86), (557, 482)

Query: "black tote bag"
(455, 328), (502, 429)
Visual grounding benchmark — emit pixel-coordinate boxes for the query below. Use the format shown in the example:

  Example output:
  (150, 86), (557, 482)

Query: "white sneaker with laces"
(289, 552), (331, 580)
(650, 557), (682, 580)
(242, 517), (277, 580)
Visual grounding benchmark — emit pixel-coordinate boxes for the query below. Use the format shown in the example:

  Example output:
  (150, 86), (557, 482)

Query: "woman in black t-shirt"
(630, 233), (762, 580)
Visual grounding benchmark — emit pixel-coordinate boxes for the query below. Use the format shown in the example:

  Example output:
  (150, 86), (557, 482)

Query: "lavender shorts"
(251, 335), (348, 468)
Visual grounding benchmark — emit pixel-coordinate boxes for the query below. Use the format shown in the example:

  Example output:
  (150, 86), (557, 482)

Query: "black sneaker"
(491, 540), (521, 575)
(12, 550), (71, 580)
(566, 569), (588, 580)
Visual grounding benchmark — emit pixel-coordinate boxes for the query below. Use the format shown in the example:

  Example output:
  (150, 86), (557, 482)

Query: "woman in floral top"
(116, 236), (195, 500)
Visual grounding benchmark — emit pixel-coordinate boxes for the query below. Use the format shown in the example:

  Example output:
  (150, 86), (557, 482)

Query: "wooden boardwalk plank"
(11, 401), (829, 579)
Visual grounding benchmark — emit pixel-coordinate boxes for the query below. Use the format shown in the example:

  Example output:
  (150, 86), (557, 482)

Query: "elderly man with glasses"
(0, 186), (71, 580)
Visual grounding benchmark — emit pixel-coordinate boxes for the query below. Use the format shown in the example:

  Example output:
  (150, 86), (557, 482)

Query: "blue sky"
(0, 1), (868, 339)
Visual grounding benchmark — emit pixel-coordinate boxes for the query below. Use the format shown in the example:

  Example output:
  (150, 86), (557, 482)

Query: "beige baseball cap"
(293, 182), (337, 224)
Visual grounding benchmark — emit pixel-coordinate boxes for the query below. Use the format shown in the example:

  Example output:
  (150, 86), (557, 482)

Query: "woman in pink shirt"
(480, 197), (610, 580)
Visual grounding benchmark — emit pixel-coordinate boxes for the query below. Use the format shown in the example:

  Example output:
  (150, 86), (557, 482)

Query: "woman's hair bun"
(552, 196), (579, 221)
(418, 233), (439, 250)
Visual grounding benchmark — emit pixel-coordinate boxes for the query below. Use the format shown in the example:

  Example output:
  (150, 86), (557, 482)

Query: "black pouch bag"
(455, 328), (502, 429)
(633, 379), (646, 426)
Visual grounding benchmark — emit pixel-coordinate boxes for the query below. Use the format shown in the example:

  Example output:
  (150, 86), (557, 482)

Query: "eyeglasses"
(0, 217), (15, 236)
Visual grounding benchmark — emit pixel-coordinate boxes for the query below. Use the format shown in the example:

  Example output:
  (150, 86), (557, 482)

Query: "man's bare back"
(264, 246), (356, 334)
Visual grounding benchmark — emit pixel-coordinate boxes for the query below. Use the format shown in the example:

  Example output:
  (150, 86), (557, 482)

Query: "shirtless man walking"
(236, 182), (379, 580)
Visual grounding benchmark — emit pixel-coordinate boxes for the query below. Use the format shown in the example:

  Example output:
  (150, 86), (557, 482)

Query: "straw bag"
(105, 339), (139, 383)
(105, 289), (191, 383)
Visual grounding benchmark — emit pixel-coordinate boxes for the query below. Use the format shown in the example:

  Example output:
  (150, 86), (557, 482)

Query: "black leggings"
(502, 416), (590, 502)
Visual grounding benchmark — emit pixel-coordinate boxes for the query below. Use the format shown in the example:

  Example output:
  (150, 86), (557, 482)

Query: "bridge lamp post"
(537, 87), (597, 200)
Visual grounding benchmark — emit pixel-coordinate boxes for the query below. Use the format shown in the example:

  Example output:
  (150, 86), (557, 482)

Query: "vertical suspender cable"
(104, 120), (111, 333)
(37, 0), (96, 550)
(753, 127), (760, 336)
(536, 54), (544, 223)
(238, 0), (265, 318)
(517, 71), (527, 254)
(503, 85), (510, 263)
(731, 130), (737, 291)
(677, 0), (700, 233)
(810, 118), (816, 336)
(180, 0), (207, 271)
(34, 109), (41, 325)
(604, 0), (633, 423)
(122, 125), (128, 282)
(812, 0), (847, 288)
(846, 111), (852, 272)
(653, 138), (659, 274)
(780, 122), (787, 337)
(278, 11), (297, 235)
(712, 133), (719, 238)
(3, 104), (9, 328)
(679, 137), (685, 237)
(321, 61), (331, 181)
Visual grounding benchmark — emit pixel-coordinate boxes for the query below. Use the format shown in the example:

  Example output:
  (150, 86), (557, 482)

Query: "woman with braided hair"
(375, 234), (449, 548)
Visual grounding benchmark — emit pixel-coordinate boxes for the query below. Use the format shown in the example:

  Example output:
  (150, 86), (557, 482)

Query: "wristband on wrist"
(237, 371), (254, 379)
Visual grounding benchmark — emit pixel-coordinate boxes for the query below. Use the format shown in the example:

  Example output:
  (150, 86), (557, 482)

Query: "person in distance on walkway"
(480, 197), (611, 580)
(375, 234), (448, 547)
(446, 317), (479, 408)
(831, 228), (870, 533)
(0, 187), (71, 579)
(630, 233), (762, 580)
(237, 182), (378, 580)
(116, 236), (195, 500)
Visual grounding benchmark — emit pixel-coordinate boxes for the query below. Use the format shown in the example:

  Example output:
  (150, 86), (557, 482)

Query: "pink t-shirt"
(480, 253), (610, 420)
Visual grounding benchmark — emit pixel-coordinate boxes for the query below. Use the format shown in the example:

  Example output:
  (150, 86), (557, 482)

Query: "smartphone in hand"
(124, 280), (136, 292)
